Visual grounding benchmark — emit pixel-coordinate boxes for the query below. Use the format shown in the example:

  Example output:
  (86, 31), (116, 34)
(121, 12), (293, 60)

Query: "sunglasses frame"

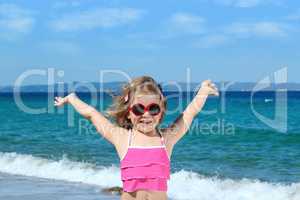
(128, 103), (161, 116)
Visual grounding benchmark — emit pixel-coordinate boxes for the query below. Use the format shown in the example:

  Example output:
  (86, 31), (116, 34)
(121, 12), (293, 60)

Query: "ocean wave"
(0, 152), (299, 200)
(0, 152), (121, 188)
(169, 170), (299, 200)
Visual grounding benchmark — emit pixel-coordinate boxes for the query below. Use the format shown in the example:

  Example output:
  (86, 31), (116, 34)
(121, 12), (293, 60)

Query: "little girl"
(54, 76), (218, 200)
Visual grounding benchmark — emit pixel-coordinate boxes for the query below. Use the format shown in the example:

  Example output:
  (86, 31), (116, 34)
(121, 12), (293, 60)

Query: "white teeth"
(140, 119), (152, 124)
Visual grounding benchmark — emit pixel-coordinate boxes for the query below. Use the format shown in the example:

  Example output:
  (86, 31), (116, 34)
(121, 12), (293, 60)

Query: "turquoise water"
(0, 92), (299, 199)
(0, 93), (300, 182)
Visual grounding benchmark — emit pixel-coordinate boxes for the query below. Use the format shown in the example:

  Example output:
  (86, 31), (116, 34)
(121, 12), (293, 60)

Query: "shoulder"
(159, 127), (177, 147)
(159, 127), (177, 137)
(111, 127), (131, 148)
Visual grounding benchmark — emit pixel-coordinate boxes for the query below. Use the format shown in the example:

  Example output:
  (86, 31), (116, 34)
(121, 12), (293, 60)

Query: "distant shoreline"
(1, 81), (300, 93)
(1, 90), (300, 94)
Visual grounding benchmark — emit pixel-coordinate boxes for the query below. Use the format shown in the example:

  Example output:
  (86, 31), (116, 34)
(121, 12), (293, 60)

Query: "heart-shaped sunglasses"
(128, 103), (161, 116)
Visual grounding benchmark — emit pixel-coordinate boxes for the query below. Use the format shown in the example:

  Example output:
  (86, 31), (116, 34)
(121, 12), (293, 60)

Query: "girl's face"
(128, 93), (164, 134)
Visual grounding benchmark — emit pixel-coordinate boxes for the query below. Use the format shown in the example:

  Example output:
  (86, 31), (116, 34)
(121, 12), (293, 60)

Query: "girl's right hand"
(199, 80), (219, 96)
(54, 92), (75, 107)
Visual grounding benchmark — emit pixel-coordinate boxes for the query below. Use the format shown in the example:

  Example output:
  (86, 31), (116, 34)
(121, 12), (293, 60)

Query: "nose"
(142, 110), (151, 117)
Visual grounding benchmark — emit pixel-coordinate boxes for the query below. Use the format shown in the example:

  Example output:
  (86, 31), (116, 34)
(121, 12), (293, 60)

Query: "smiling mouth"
(139, 119), (153, 125)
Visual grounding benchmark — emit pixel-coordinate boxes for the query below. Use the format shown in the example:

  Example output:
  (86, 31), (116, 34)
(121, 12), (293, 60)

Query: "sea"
(0, 91), (299, 200)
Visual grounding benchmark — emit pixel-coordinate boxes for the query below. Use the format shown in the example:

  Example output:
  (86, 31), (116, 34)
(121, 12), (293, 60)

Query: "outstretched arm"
(54, 92), (127, 145)
(164, 80), (219, 146)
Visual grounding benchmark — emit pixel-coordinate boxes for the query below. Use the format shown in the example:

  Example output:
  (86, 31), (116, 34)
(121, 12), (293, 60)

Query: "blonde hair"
(106, 76), (166, 129)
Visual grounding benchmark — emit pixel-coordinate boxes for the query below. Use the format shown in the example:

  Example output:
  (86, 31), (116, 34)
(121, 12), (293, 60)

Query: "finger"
(212, 86), (218, 91)
(211, 83), (218, 89)
(210, 88), (218, 95)
(214, 88), (219, 93)
(208, 86), (214, 89)
(205, 80), (212, 85)
(202, 80), (211, 87)
(211, 89), (219, 96)
(55, 97), (61, 102)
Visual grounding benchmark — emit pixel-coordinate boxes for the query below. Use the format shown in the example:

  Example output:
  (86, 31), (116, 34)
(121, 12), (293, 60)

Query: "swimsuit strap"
(129, 128), (165, 146)
(157, 128), (165, 146)
(128, 129), (133, 147)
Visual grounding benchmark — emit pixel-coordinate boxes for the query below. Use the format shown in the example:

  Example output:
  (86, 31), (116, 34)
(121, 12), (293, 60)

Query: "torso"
(117, 128), (172, 199)
(115, 128), (173, 162)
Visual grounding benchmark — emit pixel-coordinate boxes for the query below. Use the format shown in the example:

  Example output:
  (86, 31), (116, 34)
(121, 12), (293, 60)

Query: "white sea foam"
(0, 152), (299, 200)
(168, 170), (300, 200)
(0, 152), (121, 188)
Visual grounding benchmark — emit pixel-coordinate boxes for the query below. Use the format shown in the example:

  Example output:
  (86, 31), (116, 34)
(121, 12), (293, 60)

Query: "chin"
(136, 124), (157, 133)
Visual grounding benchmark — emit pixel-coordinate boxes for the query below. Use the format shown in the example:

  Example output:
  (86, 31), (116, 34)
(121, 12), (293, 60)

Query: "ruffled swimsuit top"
(120, 129), (170, 192)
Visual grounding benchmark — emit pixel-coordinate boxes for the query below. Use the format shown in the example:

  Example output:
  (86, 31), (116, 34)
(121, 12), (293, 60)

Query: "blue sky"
(0, 0), (299, 85)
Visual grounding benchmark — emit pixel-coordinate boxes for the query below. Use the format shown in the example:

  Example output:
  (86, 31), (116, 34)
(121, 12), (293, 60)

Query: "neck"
(134, 128), (158, 137)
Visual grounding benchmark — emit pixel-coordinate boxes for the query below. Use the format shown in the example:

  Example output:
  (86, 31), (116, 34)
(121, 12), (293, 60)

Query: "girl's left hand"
(54, 93), (76, 107)
(54, 96), (68, 107)
(198, 80), (219, 96)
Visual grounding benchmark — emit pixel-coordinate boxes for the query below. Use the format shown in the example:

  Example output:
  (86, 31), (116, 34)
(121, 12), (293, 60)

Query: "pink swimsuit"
(120, 129), (170, 192)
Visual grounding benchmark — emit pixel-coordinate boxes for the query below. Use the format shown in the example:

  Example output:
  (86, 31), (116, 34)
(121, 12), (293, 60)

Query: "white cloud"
(159, 13), (206, 39)
(214, 0), (283, 8)
(49, 7), (144, 32)
(191, 21), (290, 48)
(285, 9), (300, 21)
(161, 12), (291, 49)
(168, 13), (206, 34)
(225, 22), (288, 37)
(41, 41), (82, 55)
(52, 1), (82, 9)
(194, 34), (231, 48)
(0, 3), (35, 39)
(235, 0), (262, 7)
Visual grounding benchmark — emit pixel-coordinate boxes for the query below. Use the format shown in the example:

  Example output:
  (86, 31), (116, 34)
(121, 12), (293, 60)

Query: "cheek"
(128, 113), (139, 123)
